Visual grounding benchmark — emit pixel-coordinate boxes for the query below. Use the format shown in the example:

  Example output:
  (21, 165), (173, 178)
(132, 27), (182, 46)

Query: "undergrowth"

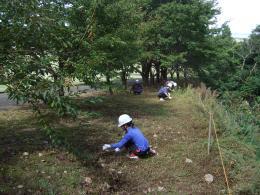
(193, 84), (260, 194)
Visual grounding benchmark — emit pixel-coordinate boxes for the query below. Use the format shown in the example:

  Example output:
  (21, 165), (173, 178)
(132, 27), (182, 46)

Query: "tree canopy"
(0, 0), (259, 113)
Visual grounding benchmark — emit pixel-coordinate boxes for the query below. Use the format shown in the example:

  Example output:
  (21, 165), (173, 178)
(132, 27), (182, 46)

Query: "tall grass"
(189, 84), (259, 194)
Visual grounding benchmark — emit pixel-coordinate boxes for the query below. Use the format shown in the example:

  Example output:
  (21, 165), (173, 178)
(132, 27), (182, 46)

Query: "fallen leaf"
(185, 158), (192, 163)
(204, 174), (214, 184)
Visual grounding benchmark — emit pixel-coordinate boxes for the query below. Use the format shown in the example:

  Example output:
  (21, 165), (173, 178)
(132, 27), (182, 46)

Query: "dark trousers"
(158, 93), (167, 99)
(125, 141), (150, 157)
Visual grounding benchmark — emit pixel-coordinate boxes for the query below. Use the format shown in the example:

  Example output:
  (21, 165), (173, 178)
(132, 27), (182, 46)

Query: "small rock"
(158, 186), (166, 192)
(100, 163), (105, 168)
(64, 171), (68, 174)
(38, 153), (43, 157)
(204, 174), (214, 184)
(47, 176), (51, 179)
(185, 158), (193, 163)
(17, 185), (24, 189)
(84, 177), (92, 185)
(177, 131), (181, 134)
(153, 134), (158, 138)
(41, 171), (45, 174)
(117, 171), (122, 174)
(23, 152), (29, 156)
(41, 159), (46, 162)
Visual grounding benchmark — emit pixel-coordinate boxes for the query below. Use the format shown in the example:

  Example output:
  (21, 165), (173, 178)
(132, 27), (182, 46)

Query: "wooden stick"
(208, 112), (212, 155)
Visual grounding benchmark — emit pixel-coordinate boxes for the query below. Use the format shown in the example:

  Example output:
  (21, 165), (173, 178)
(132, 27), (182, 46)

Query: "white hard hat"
(118, 114), (132, 127)
(167, 83), (173, 88)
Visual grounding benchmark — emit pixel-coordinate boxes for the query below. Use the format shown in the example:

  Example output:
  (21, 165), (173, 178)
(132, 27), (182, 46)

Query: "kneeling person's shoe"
(127, 153), (139, 159)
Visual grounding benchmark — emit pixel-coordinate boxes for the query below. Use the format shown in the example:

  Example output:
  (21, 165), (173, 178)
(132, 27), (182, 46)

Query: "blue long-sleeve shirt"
(111, 126), (149, 151)
(158, 86), (169, 95)
(132, 83), (143, 93)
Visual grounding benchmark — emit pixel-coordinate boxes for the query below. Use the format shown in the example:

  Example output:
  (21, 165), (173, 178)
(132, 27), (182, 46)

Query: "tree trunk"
(183, 64), (187, 87)
(160, 66), (167, 82)
(58, 58), (65, 96)
(155, 62), (160, 84)
(170, 71), (174, 80)
(141, 60), (152, 86)
(150, 68), (155, 86)
(106, 74), (113, 95)
(176, 64), (180, 81)
(121, 70), (127, 90)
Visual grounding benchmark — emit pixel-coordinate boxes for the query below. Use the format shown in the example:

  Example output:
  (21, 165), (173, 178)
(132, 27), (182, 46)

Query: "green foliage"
(0, 0), (258, 156)
(85, 0), (143, 91)
(200, 25), (260, 103)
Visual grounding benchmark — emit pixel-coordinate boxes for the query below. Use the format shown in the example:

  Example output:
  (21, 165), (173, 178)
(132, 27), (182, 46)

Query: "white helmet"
(118, 114), (132, 127)
(167, 83), (173, 88)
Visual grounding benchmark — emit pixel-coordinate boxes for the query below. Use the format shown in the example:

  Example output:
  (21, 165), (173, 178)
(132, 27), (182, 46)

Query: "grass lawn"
(0, 89), (258, 194)
(0, 85), (7, 93)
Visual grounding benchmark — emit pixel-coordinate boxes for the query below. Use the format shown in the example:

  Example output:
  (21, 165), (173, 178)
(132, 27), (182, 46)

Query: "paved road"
(0, 93), (18, 110)
(0, 85), (94, 111)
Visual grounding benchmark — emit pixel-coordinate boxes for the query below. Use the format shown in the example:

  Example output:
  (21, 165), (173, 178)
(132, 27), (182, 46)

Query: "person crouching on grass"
(158, 83), (172, 101)
(102, 114), (156, 159)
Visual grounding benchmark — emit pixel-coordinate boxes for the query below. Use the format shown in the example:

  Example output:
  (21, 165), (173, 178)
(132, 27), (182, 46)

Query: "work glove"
(114, 148), (120, 152)
(102, 144), (111, 151)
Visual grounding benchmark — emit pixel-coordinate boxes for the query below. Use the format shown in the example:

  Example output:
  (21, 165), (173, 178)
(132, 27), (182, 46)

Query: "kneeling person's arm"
(111, 133), (131, 149)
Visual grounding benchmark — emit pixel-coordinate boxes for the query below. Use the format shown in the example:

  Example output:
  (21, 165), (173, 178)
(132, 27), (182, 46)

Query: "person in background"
(158, 83), (172, 101)
(102, 114), (156, 159)
(166, 80), (177, 91)
(131, 79), (143, 95)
